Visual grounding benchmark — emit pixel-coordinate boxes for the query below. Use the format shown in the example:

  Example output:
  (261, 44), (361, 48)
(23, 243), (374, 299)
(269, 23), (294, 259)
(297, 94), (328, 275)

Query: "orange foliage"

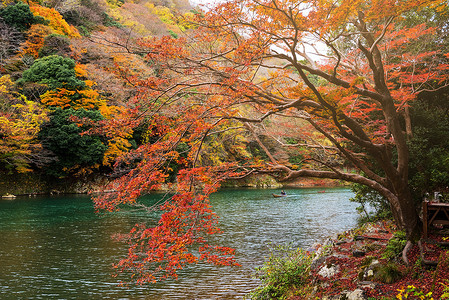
(92, 0), (449, 285)
(29, 4), (80, 37)
(40, 87), (104, 110)
(20, 24), (52, 58)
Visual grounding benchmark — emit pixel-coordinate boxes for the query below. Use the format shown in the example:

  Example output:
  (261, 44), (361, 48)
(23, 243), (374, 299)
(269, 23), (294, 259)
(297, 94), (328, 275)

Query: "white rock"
(318, 264), (339, 278)
(346, 288), (366, 300)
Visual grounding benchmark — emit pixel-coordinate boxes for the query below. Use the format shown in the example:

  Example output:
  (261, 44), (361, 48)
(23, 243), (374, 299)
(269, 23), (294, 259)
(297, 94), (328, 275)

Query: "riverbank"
(0, 171), (348, 197)
(249, 220), (449, 299)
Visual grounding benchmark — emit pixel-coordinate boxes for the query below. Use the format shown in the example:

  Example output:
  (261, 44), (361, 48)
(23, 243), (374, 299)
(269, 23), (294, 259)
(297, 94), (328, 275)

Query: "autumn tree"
(94, 0), (449, 282)
(0, 90), (49, 173)
(0, 21), (23, 65)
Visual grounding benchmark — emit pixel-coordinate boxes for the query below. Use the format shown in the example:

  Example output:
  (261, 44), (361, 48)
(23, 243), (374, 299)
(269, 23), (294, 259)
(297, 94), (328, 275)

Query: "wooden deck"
(422, 201), (449, 238)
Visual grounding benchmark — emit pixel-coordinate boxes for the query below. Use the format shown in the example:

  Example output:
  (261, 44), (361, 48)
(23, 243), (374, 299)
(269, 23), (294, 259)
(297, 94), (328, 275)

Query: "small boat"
(318, 190), (326, 193)
(2, 193), (16, 199)
(272, 193), (286, 198)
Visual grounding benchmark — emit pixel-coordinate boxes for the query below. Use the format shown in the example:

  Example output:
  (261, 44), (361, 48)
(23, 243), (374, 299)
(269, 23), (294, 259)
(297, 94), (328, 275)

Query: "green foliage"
(411, 257), (424, 279)
(350, 183), (392, 224)
(77, 25), (91, 37)
(408, 89), (449, 199)
(38, 108), (106, 177)
(168, 29), (178, 38)
(102, 12), (122, 28)
(0, 2), (35, 31)
(288, 154), (304, 168)
(106, 0), (124, 7)
(382, 231), (407, 262)
(442, 280), (449, 299)
(248, 141), (269, 161)
(396, 285), (433, 299)
(247, 244), (312, 300)
(374, 262), (402, 284)
(19, 55), (85, 90)
(284, 137), (297, 145)
(166, 142), (189, 182)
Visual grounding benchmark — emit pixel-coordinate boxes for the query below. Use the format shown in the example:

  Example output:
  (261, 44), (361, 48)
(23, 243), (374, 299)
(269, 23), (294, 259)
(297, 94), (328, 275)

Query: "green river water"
(0, 188), (358, 299)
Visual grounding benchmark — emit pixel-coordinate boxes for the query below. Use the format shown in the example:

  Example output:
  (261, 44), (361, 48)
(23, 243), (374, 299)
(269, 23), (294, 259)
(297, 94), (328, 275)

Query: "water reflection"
(0, 188), (357, 299)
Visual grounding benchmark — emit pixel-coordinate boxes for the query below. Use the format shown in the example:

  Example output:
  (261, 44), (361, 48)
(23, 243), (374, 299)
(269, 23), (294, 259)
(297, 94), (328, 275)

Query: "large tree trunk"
(381, 179), (422, 243)
(388, 186), (421, 241)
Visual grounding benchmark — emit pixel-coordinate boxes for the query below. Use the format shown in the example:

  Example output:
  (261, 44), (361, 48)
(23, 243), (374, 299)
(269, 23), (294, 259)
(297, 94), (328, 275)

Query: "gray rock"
(346, 289), (367, 300)
(357, 281), (376, 289)
(360, 259), (380, 281)
(321, 289), (366, 300)
(311, 255), (327, 270)
(318, 264), (339, 278)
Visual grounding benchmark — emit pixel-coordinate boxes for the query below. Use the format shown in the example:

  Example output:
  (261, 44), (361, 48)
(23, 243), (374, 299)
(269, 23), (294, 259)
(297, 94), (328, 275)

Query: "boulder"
(345, 289), (367, 300)
(318, 264), (339, 278)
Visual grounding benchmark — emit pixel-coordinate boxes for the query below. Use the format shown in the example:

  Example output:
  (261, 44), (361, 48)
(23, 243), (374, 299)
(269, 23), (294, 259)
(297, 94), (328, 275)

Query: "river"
(0, 188), (358, 299)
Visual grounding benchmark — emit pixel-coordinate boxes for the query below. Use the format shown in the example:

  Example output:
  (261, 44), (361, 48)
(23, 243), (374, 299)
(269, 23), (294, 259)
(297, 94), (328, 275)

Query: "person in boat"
(281, 190), (286, 195)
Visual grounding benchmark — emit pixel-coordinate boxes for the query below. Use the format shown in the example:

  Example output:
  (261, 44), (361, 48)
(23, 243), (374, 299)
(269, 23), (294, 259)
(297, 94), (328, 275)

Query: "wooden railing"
(422, 201), (449, 238)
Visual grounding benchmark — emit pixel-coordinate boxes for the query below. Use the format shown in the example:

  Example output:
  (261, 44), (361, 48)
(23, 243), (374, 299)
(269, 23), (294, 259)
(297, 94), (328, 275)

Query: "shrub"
(374, 262), (402, 284)
(19, 55), (85, 90)
(0, 2), (35, 31)
(382, 231), (407, 262)
(38, 34), (71, 57)
(350, 183), (392, 224)
(38, 107), (107, 177)
(247, 244), (313, 300)
(396, 285), (433, 299)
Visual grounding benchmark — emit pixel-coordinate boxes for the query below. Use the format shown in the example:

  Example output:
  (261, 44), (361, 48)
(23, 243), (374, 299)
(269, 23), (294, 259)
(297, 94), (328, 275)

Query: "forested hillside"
(1, 0), (310, 194)
(0, 0), (195, 191)
(1, 0), (449, 199)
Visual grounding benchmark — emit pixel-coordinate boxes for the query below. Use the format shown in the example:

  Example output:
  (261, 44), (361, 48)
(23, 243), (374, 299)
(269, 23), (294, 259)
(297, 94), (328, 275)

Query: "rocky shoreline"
(285, 220), (449, 299)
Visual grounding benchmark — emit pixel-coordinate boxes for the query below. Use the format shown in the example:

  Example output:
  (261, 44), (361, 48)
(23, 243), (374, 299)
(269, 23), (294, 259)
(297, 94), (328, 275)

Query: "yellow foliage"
(107, 9), (147, 35)
(103, 137), (132, 166)
(84, 80), (96, 87)
(76, 89), (104, 109)
(145, 3), (175, 25)
(98, 104), (134, 166)
(98, 103), (125, 119)
(0, 75), (14, 93)
(0, 0), (14, 8)
(144, 3), (194, 31)
(0, 100), (49, 173)
(0, 75), (26, 112)
(40, 89), (72, 108)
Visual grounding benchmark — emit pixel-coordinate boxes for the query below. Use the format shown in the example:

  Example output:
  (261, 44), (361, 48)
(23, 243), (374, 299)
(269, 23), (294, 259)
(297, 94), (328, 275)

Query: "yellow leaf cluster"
(103, 137), (132, 166)
(0, 74), (14, 93)
(0, 100), (48, 173)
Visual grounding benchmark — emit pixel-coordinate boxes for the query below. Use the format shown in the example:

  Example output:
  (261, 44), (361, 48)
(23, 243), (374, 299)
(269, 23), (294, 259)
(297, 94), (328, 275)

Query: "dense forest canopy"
(1, 0), (449, 284)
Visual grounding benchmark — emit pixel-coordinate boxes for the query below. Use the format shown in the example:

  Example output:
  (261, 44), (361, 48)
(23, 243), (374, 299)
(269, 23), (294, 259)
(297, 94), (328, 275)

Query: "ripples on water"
(0, 188), (357, 299)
